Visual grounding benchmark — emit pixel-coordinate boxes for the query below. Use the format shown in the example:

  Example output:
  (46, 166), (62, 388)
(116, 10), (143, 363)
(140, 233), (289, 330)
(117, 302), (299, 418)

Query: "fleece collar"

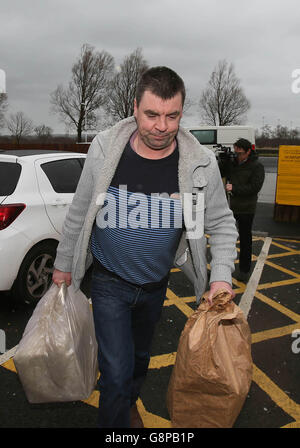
(93, 117), (211, 206)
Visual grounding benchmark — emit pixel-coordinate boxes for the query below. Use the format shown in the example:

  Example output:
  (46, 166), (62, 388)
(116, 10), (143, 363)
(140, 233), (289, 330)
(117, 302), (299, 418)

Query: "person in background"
(219, 138), (265, 282)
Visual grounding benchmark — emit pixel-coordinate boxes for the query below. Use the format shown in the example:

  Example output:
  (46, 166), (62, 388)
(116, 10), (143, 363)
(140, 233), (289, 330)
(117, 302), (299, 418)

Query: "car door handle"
(50, 199), (69, 206)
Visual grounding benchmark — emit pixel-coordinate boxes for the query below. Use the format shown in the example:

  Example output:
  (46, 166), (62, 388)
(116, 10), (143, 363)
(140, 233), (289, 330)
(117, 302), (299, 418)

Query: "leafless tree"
(0, 93), (8, 130)
(199, 60), (250, 126)
(105, 48), (148, 123)
(50, 44), (114, 142)
(6, 111), (33, 145)
(34, 124), (53, 140)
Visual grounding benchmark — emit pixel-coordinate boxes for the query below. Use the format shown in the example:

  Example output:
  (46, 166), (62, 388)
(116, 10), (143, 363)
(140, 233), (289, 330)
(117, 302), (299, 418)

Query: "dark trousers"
(234, 213), (254, 273)
(91, 267), (167, 428)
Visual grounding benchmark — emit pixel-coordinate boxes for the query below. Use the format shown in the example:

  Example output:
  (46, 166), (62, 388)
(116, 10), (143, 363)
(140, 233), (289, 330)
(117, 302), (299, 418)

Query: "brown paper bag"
(167, 289), (252, 428)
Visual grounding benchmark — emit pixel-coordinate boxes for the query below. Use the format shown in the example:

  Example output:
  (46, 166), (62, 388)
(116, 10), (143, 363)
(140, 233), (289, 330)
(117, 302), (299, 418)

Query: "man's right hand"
(52, 269), (72, 287)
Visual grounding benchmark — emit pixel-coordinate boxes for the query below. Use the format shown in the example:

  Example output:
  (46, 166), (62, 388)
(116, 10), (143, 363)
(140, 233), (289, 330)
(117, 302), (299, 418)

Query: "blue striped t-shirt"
(91, 138), (183, 286)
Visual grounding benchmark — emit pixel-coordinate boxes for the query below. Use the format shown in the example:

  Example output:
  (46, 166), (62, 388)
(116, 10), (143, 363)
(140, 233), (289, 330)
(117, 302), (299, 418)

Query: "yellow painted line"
(149, 353), (176, 369)
(232, 286), (247, 294)
(0, 346), (18, 366)
(1, 358), (16, 373)
(82, 389), (173, 428)
(251, 323), (300, 344)
(281, 421), (300, 428)
(270, 241), (300, 252)
(82, 390), (100, 408)
(267, 251), (300, 259)
(232, 280), (247, 290)
(257, 277), (300, 291)
(252, 364), (300, 422)
(137, 398), (171, 428)
(166, 289), (195, 318)
(254, 291), (300, 323)
(181, 296), (196, 303)
(264, 260), (300, 279)
(273, 237), (300, 246)
(164, 295), (196, 305)
(163, 298), (175, 307)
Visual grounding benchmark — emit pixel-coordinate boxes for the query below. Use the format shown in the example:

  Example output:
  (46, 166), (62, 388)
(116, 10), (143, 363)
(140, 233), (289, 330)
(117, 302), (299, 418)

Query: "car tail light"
(0, 204), (26, 230)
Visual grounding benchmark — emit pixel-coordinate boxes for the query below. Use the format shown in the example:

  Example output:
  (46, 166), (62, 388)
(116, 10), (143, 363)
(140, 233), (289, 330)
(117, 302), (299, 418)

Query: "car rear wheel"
(12, 241), (58, 305)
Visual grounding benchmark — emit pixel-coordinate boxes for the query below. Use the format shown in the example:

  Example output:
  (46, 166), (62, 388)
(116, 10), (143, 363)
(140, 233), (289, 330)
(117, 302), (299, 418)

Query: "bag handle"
(56, 281), (68, 305)
(200, 289), (233, 312)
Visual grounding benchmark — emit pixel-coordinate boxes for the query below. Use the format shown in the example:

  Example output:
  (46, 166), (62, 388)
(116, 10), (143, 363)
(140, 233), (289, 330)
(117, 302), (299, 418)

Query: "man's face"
(234, 146), (251, 163)
(134, 90), (183, 151)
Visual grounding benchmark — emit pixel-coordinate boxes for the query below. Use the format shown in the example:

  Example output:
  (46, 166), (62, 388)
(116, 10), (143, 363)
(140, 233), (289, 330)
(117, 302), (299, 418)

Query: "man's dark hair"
(135, 66), (186, 106)
(234, 138), (252, 152)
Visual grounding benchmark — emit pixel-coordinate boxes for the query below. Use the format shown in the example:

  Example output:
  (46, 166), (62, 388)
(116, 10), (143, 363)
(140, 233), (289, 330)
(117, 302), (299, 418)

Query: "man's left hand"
(207, 281), (235, 306)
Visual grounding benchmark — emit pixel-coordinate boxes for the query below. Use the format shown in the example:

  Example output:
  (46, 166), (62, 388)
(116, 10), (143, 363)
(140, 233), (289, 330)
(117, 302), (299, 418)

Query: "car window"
(190, 130), (217, 145)
(78, 158), (85, 168)
(0, 162), (22, 195)
(41, 158), (83, 193)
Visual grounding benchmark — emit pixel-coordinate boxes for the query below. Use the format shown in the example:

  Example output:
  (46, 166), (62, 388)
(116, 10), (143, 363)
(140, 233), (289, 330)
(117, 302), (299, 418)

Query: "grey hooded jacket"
(54, 117), (238, 304)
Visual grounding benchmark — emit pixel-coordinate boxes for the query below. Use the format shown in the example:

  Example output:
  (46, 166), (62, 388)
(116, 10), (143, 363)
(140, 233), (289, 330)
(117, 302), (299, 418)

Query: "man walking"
(219, 138), (265, 282)
(52, 66), (238, 428)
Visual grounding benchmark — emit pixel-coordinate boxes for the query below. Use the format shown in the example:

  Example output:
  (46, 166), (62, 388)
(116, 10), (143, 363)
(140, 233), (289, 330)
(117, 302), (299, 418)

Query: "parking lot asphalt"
(0, 202), (299, 429)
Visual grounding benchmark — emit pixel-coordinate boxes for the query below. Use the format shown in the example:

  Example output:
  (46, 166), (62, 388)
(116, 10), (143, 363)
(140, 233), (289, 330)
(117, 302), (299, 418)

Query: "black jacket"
(219, 151), (265, 214)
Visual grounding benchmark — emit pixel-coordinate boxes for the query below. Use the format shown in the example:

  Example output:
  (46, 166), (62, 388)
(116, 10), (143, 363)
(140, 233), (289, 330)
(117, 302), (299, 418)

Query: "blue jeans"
(91, 267), (167, 428)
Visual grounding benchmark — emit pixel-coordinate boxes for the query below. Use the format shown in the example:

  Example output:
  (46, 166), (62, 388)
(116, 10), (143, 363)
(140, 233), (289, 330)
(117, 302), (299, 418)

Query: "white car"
(0, 150), (86, 304)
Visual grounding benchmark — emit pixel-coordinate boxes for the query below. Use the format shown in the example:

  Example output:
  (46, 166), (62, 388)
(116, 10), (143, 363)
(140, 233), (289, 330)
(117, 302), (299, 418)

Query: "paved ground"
(0, 202), (299, 428)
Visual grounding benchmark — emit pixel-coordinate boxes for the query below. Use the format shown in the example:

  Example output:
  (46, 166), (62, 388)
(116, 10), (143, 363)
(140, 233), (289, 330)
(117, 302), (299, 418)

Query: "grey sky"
(1, 0), (300, 133)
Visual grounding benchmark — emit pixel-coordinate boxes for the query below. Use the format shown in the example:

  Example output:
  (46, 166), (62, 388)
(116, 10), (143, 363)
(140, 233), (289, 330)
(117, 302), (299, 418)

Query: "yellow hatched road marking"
(181, 296), (196, 303)
(82, 390), (100, 408)
(272, 238), (300, 247)
(267, 251), (300, 259)
(166, 289), (194, 318)
(1, 358), (16, 373)
(252, 364), (300, 423)
(137, 398), (171, 428)
(2, 237), (299, 428)
(83, 392), (172, 428)
(149, 353), (176, 369)
(257, 277), (300, 291)
(270, 240), (300, 252)
(281, 421), (300, 428)
(264, 260), (300, 278)
(254, 290), (300, 323)
(251, 323), (300, 344)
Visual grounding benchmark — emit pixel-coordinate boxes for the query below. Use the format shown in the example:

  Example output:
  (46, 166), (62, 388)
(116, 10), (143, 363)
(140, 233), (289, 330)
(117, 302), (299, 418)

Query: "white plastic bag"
(14, 283), (98, 404)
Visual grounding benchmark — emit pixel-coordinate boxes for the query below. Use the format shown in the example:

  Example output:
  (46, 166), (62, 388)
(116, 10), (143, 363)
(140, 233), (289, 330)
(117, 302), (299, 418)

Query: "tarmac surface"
(0, 201), (299, 430)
